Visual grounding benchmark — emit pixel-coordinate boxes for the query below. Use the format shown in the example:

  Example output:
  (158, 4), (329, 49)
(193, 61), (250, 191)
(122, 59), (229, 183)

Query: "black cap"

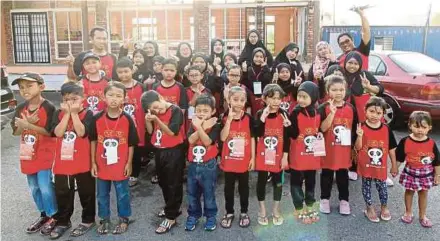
(82, 52), (100, 64)
(11, 72), (44, 85)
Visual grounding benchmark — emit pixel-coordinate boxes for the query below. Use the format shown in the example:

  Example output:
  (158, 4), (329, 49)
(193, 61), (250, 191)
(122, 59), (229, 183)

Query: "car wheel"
(383, 96), (400, 129)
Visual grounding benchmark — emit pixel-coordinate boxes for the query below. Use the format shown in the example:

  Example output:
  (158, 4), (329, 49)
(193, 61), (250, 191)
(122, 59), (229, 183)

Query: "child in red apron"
(219, 64), (252, 115)
(274, 63), (301, 114)
(288, 82), (323, 224)
(396, 111), (440, 228)
(254, 84), (291, 226)
(318, 75), (358, 216)
(242, 47), (272, 116)
(219, 86), (255, 229)
(344, 51), (384, 181)
(354, 97), (397, 223)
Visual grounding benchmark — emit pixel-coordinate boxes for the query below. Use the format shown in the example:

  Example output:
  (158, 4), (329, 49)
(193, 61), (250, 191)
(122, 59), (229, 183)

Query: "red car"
(368, 51), (440, 128)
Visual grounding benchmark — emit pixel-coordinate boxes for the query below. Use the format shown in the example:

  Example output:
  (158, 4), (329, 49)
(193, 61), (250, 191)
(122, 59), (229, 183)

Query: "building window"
(132, 18), (157, 41)
(374, 36), (394, 51)
(265, 15), (275, 54)
(54, 11), (84, 58)
(211, 17), (216, 39)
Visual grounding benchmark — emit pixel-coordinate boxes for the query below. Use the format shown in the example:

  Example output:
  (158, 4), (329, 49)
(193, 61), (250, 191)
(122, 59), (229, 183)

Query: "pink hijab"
(312, 41), (333, 79)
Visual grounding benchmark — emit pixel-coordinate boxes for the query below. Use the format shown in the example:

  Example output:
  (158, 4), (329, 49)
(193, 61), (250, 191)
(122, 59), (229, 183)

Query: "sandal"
(257, 214), (268, 226)
(151, 175), (159, 184)
(301, 211), (313, 225)
(419, 217), (433, 228)
(49, 223), (72, 240)
(380, 210), (392, 221)
(155, 219), (176, 234)
(26, 216), (49, 233)
(220, 214), (234, 229)
(239, 213), (250, 228)
(364, 209), (379, 223)
(400, 214), (414, 224)
(272, 214), (284, 226)
(309, 211), (320, 223)
(113, 217), (131, 234)
(70, 223), (95, 237)
(97, 219), (110, 235)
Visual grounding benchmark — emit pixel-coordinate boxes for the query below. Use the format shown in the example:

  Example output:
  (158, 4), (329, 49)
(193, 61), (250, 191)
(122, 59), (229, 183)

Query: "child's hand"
(260, 107), (270, 123)
(91, 163), (98, 178)
(328, 99), (337, 114)
(242, 62), (247, 72)
(214, 57), (222, 66)
(15, 113), (30, 129)
(215, 64), (222, 74)
(261, 58), (267, 67)
(192, 117), (204, 129)
(248, 158), (255, 171)
(281, 156), (289, 170)
(292, 71), (302, 87)
(132, 65), (139, 74)
(272, 69), (279, 84)
(223, 85), (230, 101)
(227, 107), (235, 122)
(25, 110), (40, 124)
(60, 102), (70, 114)
(281, 112), (291, 127)
(145, 110), (156, 122)
(202, 117), (218, 130)
(70, 102), (81, 114)
(124, 163), (132, 177)
(390, 165), (398, 178)
(356, 123), (363, 136)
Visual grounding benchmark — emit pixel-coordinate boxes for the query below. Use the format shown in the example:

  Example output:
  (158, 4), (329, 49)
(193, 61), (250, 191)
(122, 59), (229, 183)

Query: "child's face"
(153, 62), (163, 73)
(105, 87), (125, 109)
(180, 44), (191, 58)
(149, 100), (166, 115)
(229, 92), (246, 112)
(365, 106), (384, 124)
(297, 90), (312, 108)
(192, 57), (207, 72)
(62, 93), (84, 107)
(327, 83), (346, 102)
(162, 64), (177, 81)
(224, 56), (234, 68)
(227, 68), (241, 85)
(253, 52), (265, 66)
(286, 49), (298, 60)
(264, 92), (282, 111)
(195, 104), (215, 120)
(213, 41), (223, 54)
(409, 121), (432, 138)
(116, 67), (133, 82)
(279, 68), (291, 81)
(83, 58), (101, 74)
(133, 53), (145, 65)
(18, 80), (44, 101)
(143, 43), (155, 57)
(345, 58), (360, 73)
(188, 69), (202, 85)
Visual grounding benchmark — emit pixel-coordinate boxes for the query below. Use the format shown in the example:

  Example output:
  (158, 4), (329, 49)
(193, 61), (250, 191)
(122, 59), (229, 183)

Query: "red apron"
(255, 112), (284, 173)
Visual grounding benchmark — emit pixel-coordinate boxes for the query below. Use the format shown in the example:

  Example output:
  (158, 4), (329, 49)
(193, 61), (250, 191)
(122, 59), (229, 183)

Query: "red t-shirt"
(187, 124), (220, 163)
(289, 111), (322, 171)
(52, 109), (93, 175)
(396, 136), (440, 169)
(81, 77), (109, 114)
(357, 122), (397, 180)
(89, 111), (139, 181)
(319, 102), (356, 170)
(74, 52), (117, 79)
(152, 81), (188, 110)
(124, 82), (146, 146)
(13, 100), (56, 174)
(220, 113), (254, 173)
(150, 105), (185, 149)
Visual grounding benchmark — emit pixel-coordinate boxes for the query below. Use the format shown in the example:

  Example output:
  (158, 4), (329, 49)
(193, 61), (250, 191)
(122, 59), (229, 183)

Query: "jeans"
(97, 178), (131, 220)
(187, 158), (218, 218)
(27, 169), (57, 217)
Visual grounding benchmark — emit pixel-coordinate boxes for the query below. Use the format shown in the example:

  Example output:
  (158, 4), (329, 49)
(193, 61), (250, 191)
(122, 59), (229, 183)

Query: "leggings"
(290, 169), (316, 210)
(362, 177), (388, 206)
(320, 169), (349, 201)
(256, 171), (282, 201)
(224, 172), (249, 214)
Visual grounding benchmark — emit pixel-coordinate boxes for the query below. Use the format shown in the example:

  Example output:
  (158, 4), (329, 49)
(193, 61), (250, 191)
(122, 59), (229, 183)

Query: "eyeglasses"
(339, 39), (351, 45)
(228, 74), (240, 78)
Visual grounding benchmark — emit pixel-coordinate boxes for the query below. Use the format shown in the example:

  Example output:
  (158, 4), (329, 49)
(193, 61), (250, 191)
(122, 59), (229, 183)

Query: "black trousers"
(224, 171), (249, 214)
(53, 172), (95, 226)
(320, 169), (349, 201)
(155, 144), (185, 220)
(256, 171), (282, 201)
(290, 169), (316, 210)
(131, 146), (145, 178)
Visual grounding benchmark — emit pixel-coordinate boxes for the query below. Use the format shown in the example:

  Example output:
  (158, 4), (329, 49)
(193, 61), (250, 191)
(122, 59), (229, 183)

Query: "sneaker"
(339, 200), (351, 215)
(319, 199), (331, 214)
(129, 177), (138, 187)
(185, 216), (199, 231)
(26, 216), (50, 233)
(40, 218), (57, 235)
(204, 216), (217, 231)
(386, 177), (394, 187)
(348, 171), (358, 181)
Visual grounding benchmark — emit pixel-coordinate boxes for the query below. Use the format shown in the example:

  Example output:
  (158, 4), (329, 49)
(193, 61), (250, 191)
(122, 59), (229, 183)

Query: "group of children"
(11, 41), (439, 240)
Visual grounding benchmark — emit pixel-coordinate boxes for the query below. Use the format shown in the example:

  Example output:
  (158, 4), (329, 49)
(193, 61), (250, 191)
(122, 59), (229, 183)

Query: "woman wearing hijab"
(272, 43), (306, 81)
(238, 29), (273, 69)
(131, 49), (150, 83)
(119, 41), (160, 71)
(274, 63), (301, 114)
(210, 38), (225, 69)
(176, 42), (193, 77)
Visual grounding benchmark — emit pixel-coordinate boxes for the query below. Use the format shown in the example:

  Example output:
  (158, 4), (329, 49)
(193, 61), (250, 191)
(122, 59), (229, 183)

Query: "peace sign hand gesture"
(292, 71), (303, 87)
(272, 68), (279, 83)
(66, 51), (74, 66)
(328, 99), (337, 114)
(123, 34), (132, 49)
(356, 123), (363, 137)
(360, 72), (371, 91)
(281, 112), (291, 127)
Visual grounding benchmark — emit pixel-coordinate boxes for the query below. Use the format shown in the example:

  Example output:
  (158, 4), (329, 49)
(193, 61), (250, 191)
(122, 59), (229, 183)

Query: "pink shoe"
(339, 200), (351, 215)
(319, 199), (330, 214)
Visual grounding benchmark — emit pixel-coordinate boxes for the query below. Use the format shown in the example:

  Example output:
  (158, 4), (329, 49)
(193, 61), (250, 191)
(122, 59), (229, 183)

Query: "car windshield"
(389, 52), (440, 74)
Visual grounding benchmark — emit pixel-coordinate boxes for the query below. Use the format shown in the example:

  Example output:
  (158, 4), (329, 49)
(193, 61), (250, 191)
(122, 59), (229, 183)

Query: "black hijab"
(343, 51), (363, 85)
(274, 42), (300, 67)
(238, 29), (273, 67)
(324, 64), (344, 78)
(132, 49), (149, 82)
(143, 41), (159, 71)
(176, 42), (193, 74)
(294, 81), (319, 116)
(275, 63), (291, 85)
(191, 53), (209, 74)
(210, 38), (225, 67)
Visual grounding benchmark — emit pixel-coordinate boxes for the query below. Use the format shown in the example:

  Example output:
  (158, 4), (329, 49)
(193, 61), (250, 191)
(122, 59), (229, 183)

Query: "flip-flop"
(364, 210), (379, 223)
(380, 211), (392, 221)
(419, 217), (433, 228)
(155, 219), (176, 234)
(257, 214), (268, 226)
(220, 214), (234, 229)
(400, 215), (414, 224)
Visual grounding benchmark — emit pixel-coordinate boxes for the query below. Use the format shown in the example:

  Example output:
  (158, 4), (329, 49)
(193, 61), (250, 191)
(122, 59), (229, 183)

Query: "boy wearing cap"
(80, 52), (110, 114)
(11, 72), (58, 235)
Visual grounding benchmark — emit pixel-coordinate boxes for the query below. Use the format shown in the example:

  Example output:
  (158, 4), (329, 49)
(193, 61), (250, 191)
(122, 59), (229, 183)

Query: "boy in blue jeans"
(186, 94), (220, 231)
